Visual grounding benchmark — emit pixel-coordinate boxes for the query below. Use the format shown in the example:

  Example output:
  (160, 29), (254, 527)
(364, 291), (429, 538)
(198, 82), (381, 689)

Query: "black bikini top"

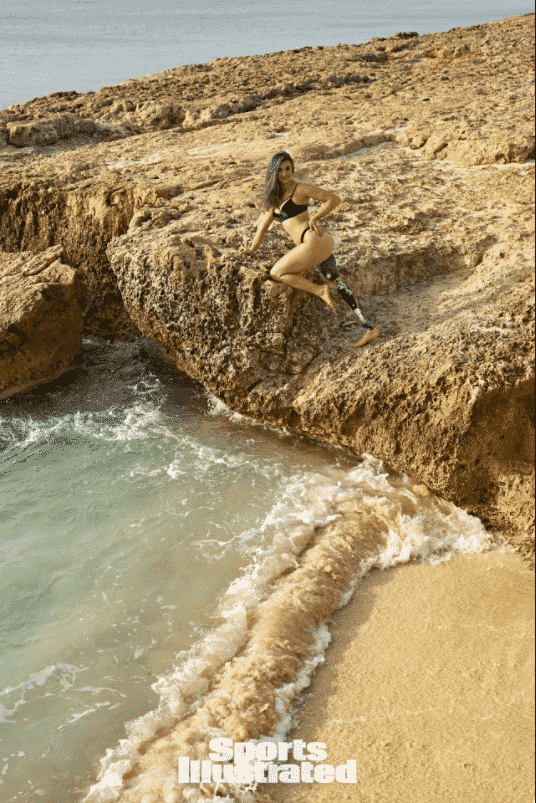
(273, 185), (308, 222)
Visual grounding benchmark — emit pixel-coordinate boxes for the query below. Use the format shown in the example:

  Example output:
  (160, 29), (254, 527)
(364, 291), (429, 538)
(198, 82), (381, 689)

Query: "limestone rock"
(134, 100), (184, 130)
(7, 113), (77, 147)
(0, 245), (84, 399)
(396, 123), (534, 167)
(107, 153), (535, 550)
(444, 133), (534, 167)
(107, 225), (337, 388)
(1, 14), (533, 166)
(0, 13), (534, 557)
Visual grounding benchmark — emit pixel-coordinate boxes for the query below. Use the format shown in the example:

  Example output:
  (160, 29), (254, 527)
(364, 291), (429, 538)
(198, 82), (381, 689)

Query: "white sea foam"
(1, 404), (167, 454)
(0, 664), (88, 724)
(206, 392), (252, 423)
(205, 390), (314, 448)
(82, 455), (502, 803)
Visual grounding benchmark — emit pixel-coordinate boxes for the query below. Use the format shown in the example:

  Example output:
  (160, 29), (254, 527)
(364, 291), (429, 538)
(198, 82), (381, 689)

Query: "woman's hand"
(309, 216), (323, 236)
(300, 183), (341, 234)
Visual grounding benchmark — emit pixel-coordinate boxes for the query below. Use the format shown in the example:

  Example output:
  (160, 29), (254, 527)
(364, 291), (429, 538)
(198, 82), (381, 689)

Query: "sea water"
(1, 3), (531, 800)
(0, 338), (357, 800)
(0, 338), (500, 802)
(1, 0), (534, 110)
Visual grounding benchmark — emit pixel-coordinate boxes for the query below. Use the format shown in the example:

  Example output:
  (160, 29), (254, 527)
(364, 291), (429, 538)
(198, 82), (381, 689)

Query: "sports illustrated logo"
(178, 738), (357, 785)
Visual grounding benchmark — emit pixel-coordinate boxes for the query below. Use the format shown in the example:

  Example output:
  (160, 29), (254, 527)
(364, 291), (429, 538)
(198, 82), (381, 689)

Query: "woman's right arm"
(242, 209), (274, 255)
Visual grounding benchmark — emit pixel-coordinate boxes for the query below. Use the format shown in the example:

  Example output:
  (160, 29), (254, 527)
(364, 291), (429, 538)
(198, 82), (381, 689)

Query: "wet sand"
(262, 551), (534, 803)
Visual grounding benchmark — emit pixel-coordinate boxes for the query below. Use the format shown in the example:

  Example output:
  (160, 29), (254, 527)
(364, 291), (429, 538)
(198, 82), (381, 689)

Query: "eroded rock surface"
(1, 15), (533, 335)
(1, 16), (534, 163)
(107, 144), (535, 556)
(0, 14), (534, 556)
(0, 245), (83, 399)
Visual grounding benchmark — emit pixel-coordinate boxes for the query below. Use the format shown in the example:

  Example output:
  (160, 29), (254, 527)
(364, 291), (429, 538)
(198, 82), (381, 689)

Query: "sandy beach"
(260, 550), (534, 803)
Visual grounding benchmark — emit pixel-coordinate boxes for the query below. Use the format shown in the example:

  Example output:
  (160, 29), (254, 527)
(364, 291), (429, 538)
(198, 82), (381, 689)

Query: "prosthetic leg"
(319, 256), (380, 347)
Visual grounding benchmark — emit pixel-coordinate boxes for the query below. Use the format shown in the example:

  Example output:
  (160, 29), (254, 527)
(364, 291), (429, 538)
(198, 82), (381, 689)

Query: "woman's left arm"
(302, 183), (341, 235)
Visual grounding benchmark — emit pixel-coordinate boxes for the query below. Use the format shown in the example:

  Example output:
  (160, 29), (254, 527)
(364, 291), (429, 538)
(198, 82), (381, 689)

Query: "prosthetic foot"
(318, 256), (380, 347)
(353, 327), (380, 348)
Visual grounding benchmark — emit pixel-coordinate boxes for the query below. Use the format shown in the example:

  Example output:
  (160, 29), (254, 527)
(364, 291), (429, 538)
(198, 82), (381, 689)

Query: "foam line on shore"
(82, 455), (503, 803)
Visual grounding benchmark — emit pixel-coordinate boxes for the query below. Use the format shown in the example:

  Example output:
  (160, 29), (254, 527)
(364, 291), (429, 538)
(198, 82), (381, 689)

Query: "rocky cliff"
(0, 245), (83, 398)
(0, 14), (534, 558)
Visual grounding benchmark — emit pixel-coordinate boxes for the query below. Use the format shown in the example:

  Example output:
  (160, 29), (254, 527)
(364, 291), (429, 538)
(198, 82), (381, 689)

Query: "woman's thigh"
(271, 232), (334, 278)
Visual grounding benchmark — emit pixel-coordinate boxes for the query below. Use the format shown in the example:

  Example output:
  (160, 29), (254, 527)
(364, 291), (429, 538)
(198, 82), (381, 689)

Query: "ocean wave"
(1, 399), (288, 489)
(2, 405), (165, 452)
(81, 455), (503, 803)
(205, 393), (296, 444)
(0, 663), (88, 725)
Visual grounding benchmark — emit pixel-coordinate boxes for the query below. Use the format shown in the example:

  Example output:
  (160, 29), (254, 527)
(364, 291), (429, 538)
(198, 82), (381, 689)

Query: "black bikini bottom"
(300, 226), (311, 243)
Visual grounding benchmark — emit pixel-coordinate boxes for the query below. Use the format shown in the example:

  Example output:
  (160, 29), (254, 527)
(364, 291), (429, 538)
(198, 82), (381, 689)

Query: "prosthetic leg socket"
(318, 256), (380, 346)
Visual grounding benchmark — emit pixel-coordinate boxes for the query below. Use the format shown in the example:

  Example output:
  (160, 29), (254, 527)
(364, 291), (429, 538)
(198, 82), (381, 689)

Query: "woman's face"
(277, 160), (293, 185)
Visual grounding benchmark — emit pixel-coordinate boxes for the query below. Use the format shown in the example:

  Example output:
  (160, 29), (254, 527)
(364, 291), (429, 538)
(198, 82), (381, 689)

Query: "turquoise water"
(0, 338), (361, 801)
(1, 0), (533, 109)
(0, 338), (497, 802)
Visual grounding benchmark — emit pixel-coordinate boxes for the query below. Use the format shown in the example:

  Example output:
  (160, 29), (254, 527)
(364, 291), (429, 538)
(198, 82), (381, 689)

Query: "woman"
(241, 151), (341, 309)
